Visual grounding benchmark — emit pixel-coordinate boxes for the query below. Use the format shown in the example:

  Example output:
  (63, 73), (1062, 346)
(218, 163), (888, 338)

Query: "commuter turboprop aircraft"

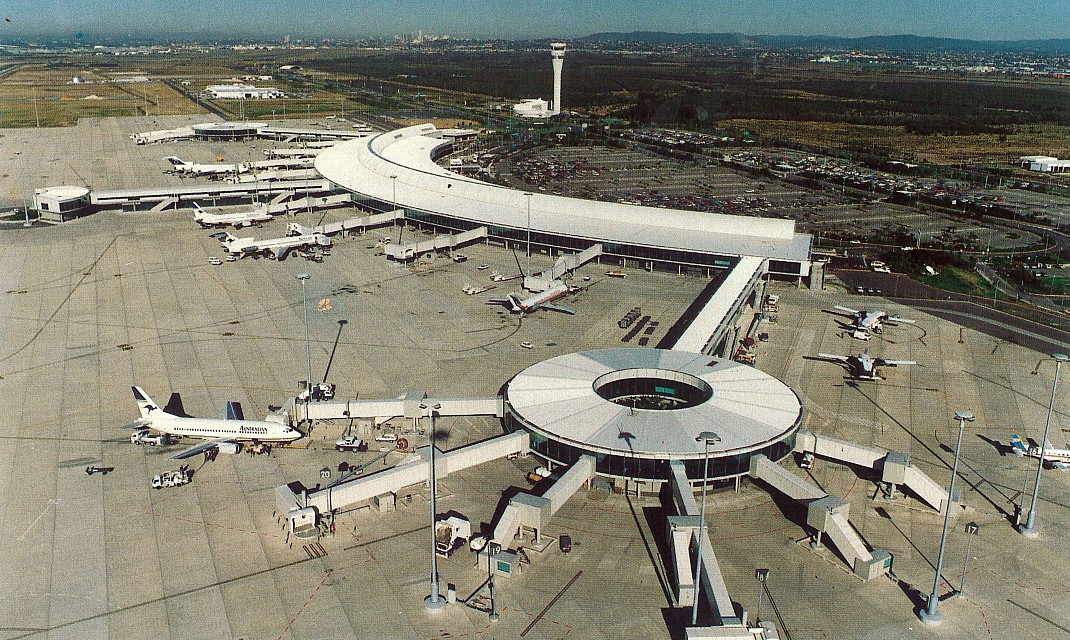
(193, 202), (273, 228)
(122, 386), (302, 460)
(832, 305), (915, 339)
(811, 352), (916, 381)
(1010, 434), (1070, 470)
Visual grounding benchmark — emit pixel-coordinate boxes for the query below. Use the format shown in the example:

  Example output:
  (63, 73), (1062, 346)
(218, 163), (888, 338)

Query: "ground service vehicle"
(151, 468), (191, 489)
(335, 436), (366, 452)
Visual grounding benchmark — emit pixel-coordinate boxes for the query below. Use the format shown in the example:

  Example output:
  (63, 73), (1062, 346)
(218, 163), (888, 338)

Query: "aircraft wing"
(834, 305), (860, 315)
(887, 316), (915, 324)
(815, 353), (850, 363)
(876, 359), (916, 367)
(539, 302), (577, 315)
(169, 438), (234, 461)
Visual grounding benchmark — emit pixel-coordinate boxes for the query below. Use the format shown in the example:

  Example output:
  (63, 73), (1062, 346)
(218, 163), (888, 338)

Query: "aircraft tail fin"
(1010, 434), (1027, 455)
(165, 156), (188, 166)
(132, 386), (161, 419)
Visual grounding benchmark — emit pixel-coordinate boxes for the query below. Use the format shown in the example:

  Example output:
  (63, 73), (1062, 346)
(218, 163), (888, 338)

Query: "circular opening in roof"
(593, 368), (713, 411)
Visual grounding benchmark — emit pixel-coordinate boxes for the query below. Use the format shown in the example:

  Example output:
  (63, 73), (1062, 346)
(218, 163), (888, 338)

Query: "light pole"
(920, 410), (973, 625)
(754, 568), (769, 625)
(488, 540), (500, 621)
(958, 522), (979, 596)
(421, 402), (446, 612)
(389, 174), (399, 232)
(295, 273), (312, 425)
(691, 431), (720, 625)
(1020, 353), (1068, 537)
(524, 192), (533, 276)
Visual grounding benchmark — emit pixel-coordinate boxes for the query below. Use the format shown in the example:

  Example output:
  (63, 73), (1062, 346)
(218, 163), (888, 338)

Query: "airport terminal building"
(314, 124), (814, 281)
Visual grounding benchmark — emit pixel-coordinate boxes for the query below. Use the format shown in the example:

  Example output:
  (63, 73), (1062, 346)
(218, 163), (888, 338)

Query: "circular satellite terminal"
(504, 349), (802, 481)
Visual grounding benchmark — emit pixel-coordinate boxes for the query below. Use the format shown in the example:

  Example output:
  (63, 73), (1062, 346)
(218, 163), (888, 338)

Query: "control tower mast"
(551, 42), (566, 115)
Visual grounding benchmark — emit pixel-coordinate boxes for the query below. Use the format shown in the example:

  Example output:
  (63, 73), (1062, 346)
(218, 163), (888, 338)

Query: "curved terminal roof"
(505, 349), (802, 460)
(315, 124), (812, 261)
(37, 185), (90, 199)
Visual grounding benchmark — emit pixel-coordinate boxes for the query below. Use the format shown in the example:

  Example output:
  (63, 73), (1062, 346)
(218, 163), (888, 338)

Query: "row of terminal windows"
(506, 411), (796, 481)
(348, 194), (747, 272)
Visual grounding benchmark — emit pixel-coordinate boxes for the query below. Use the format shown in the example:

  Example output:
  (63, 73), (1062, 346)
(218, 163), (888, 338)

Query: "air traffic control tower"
(550, 42), (565, 115)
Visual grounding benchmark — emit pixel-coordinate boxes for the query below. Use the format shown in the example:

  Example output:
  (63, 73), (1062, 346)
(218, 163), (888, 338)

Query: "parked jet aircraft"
(1010, 434), (1070, 470)
(193, 202), (273, 228)
(218, 230), (331, 260)
(487, 282), (576, 314)
(165, 156), (244, 177)
(811, 352), (916, 381)
(831, 305), (915, 339)
(122, 386), (301, 460)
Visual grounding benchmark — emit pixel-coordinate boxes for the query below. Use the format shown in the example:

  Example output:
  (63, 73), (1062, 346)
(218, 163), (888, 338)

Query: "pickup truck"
(335, 436), (366, 452)
(131, 429), (172, 446)
(151, 468), (191, 489)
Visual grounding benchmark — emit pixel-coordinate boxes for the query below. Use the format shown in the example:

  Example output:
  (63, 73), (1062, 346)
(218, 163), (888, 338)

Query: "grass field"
(0, 65), (205, 127)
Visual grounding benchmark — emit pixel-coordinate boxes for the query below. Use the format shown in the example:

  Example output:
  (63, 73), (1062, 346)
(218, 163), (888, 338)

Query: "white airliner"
(812, 352), (916, 381)
(165, 156), (244, 177)
(487, 282), (576, 314)
(218, 230), (331, 260)
(1010, 434), (1070, 470)
(193, 202), (274, 228)
(833, 305), (914, 339)
(122, 386), (301, 460)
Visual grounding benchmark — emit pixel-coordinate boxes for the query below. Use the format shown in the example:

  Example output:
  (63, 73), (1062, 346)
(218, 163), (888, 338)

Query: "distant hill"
(581, 31), (1070, 53)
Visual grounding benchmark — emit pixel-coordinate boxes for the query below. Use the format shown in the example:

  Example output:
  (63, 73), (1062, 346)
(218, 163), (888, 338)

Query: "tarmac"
(1, 117), (1069, 640)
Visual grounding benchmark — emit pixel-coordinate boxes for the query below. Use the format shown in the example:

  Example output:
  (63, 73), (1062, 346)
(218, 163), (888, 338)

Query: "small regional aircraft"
(193, 202), (273, 229)
(811, 352), (916, 381)
(1010, 434), (1070, 470)
(122, 386), (302, 460)
(165, 156), (243, 177)
(487, 282), (577, 315)
(831, 305), (915, 340)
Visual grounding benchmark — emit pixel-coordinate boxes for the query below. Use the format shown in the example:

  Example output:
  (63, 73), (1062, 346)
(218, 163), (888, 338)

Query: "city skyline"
(2, 0), (1069, 42)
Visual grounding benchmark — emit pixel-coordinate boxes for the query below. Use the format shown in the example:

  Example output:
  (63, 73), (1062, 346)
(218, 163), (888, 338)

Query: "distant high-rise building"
(551, 42), (565, 115)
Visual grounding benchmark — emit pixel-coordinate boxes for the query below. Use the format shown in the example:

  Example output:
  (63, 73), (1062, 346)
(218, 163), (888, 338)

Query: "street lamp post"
(920, 410), (973, 625)
(488, 541), (500, 621)
(691, 431), (721, 626)
(754, 569), (769, 625)
(524, 192), (533, 276)
(421, 402), (446, 612)
(295, 273), (312, 425)
(1020, 353), (1068, 537)
(958, 522), (979, 596)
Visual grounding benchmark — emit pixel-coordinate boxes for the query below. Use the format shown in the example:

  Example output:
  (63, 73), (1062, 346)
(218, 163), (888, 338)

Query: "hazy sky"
(5, 0), (1068, 41)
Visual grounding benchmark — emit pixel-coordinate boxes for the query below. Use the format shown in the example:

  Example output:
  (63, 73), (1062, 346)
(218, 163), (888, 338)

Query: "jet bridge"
(276, 432), (528, 516)
(384, 226), (488, 261)
(297, 394), (503, 424)
(286, 209), (403, 237)
(793, 430), (949, 512)
(491, 455), (596, 549)
(523, 243), (603, 292)
(749, 455), (891, 581)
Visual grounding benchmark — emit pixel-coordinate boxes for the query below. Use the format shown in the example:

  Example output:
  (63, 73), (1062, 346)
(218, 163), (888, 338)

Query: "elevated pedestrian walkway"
(749, 455), (891, 580)
(276, 431), (528, 516)
(384, 226), (489, 261)
(491, 455), (596, 549)
(523, 244), (603, 292)
(794, 430), (948, 511)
